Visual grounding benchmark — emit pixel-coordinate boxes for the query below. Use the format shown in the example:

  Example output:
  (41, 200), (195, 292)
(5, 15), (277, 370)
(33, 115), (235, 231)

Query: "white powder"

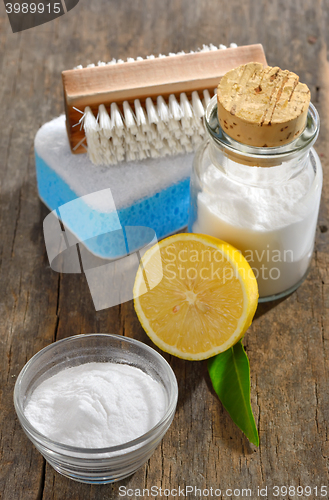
(24, 362), (167, 448)
(193, 152), (322, 298)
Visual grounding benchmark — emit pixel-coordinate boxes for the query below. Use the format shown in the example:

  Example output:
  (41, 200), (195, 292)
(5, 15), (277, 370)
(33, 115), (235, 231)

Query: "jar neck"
(204, 97), (320, 187)
(208, 140), (311, 187)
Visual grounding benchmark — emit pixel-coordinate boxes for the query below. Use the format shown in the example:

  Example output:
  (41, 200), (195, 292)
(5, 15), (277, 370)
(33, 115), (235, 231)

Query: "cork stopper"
(217, 62), (311, 148)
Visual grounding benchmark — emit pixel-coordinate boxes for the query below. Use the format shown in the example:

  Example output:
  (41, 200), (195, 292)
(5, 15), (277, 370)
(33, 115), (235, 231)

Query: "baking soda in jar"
(188, 92), (322, 301)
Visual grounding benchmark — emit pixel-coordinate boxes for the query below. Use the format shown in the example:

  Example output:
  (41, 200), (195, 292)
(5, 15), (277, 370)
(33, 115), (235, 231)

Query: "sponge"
(35, 115), (192, 258)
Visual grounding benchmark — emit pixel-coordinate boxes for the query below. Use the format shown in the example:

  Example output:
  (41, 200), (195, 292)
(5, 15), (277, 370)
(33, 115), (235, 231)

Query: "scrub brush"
(62, 43), (267, 165)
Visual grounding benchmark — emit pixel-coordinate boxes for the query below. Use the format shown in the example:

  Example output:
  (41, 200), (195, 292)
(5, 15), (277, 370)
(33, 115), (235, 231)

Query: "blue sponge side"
(35, 151), (190, 258)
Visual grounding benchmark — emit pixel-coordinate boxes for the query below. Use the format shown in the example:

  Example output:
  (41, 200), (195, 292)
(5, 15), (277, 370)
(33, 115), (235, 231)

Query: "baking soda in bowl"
(14, 334), (178, 483)
(24, 362), (167, 448)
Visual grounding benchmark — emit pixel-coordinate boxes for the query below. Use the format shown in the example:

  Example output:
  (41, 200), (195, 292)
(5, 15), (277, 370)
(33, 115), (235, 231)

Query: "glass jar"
(188, 96), (323, 302)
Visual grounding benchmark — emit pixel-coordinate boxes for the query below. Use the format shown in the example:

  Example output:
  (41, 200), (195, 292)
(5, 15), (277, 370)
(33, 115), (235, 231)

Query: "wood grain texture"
(0, 0), (328, 499)
(62, 44), (267, 153)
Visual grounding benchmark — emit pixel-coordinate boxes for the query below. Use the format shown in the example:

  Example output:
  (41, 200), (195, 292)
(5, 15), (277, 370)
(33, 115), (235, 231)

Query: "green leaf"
(208, 341), (259, 446)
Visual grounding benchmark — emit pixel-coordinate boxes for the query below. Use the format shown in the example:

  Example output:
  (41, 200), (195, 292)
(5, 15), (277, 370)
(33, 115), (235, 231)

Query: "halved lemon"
(133, 233), (258, 360)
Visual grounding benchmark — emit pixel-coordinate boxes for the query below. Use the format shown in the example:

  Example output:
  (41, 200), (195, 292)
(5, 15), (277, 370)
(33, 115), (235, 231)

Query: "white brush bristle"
(76, 42), (236, 165)
(82, 89), (215, 165)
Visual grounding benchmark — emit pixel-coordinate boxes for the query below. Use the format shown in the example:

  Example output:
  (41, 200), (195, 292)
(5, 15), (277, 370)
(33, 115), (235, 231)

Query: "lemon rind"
(133, 233), (258, 361)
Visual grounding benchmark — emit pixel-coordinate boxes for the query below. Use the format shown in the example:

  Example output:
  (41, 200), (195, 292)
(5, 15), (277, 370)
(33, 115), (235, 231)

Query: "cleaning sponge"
(35, 115), (192, 258)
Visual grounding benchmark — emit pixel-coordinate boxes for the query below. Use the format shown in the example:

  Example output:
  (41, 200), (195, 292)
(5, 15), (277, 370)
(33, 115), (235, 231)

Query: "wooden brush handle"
(62, 44), (267, 154)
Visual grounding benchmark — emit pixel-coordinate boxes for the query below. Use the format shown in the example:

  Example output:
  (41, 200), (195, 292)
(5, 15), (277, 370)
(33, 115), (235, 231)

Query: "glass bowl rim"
(13, 333), (178, 455)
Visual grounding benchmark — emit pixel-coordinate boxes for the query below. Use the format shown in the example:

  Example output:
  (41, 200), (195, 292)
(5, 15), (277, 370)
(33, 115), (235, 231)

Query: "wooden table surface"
(1, 0), (329, 499)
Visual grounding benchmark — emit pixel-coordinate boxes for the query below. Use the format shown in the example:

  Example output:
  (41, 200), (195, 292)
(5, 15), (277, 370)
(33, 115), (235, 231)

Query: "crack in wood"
(22, 290), (30, 328)
(255, 375), (265, 482)
(1, 125), (14, 187)
(316, 86), (320, 103)
(315, 381), (320, 434)
(10, 188), (22, 258)
(53, 275), (61, 342)
(160, 440), (165, 487)
(119, 302), (126, 337)
(144, 458), (149, 490)
(6, 344), (12, 384)
(36, 459), (46, 500)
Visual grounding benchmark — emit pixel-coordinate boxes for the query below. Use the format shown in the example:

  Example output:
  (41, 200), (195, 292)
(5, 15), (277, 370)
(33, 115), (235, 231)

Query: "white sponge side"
(35, 115), (193, 212)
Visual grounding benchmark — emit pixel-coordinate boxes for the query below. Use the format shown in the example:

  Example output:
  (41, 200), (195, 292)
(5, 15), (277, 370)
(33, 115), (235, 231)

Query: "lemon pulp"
(134, 233), (258, 360)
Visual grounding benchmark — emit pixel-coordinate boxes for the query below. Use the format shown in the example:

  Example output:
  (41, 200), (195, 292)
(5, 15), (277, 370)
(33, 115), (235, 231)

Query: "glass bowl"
(13, 333), (178, 484)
